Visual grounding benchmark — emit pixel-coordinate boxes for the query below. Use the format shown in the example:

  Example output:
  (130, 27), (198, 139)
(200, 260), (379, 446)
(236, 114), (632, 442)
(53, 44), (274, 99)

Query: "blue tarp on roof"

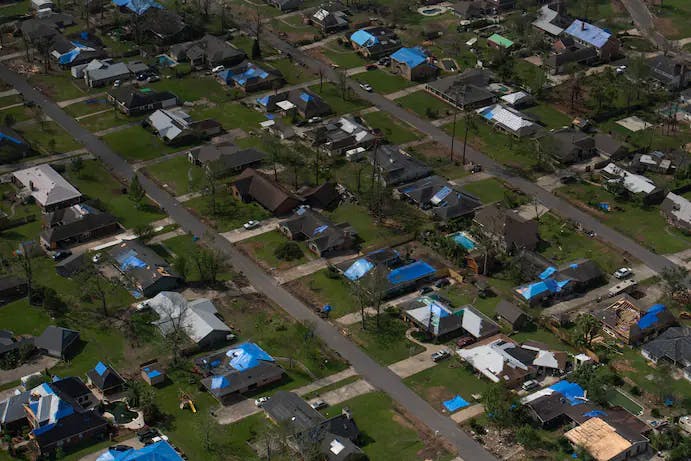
(539, 266), (556, 280)
(637, 304), (666, 330)
(112, 0), (163, 15)
(430, 302), (450, 319)
(583, 410), (606, 418)
(225, 342), (275, 372)
(210, 375), (229, 390)
(143, 367), (162, 379)
(431, 185), (452, 205)
(443, 395), (469, 412)
(313, 225), (328, 235)
(223, 63), (269, 86)
(549, 380), (585, 406)
(387, 260), (436, 285)
(0, 131), (23, 145)
(94, 361), (108, 376)
(97, 440), (182, 461)
(351, 29), (378, 47)
(299, 92), (312, 102)
(58, 48), (81, 65)
(117, 249), (147, 271)
(390, 47), (427, 69)
(344, 258), (374, 281)
(646, 304), (666, 314)
(565, 20), (611, 48)
(257, 95), (270, 106)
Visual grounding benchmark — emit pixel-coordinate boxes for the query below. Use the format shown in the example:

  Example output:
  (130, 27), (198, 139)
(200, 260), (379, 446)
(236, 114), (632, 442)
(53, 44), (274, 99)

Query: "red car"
(456, 336), (475, 348)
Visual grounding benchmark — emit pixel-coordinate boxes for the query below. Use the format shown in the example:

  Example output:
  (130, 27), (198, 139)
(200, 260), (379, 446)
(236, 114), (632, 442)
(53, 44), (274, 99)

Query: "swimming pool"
(450, 232), (476, 250)
(157, 54), (176, 67)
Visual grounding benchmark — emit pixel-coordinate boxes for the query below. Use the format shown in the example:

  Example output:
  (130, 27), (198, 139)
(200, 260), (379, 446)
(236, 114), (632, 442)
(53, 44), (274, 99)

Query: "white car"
(310, 399), (328, 410)
(113, 80), (121, 87)
(135, 301), (150, 311)
(614, 267), (633, 279)
(92, 253), (102, 263)
(255, 396), (270, 407)
(615, 65), (627, 74)
(243, 220), (261, 230)
(211, 65), (225, 73)
(359, 83), (373, 92)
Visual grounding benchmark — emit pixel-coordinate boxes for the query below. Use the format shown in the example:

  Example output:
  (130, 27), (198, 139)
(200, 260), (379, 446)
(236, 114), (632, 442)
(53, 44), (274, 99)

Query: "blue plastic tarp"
(549, 381), (585, 406)
(0, 131), (23, 145)
(583, 410), (606, 418)
(387, 260), (436, 285)
(94, 361), (108, 376)
(98, 440), (182, 461)
(538, 266), (557, 280)
(390, 47), (427, 69)
(226, 342), (275, 371)
(344, 258), (374, 281)
(565, 20), (611, 48)
(350, 29), (378, 47)
(211, 375), (229, 390)
(443, 395), (469, 412)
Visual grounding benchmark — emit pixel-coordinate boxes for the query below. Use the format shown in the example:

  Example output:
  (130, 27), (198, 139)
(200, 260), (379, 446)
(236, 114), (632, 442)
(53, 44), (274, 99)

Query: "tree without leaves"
(78, 261), (116, 317)
(158, 296), (190, 365)
(172, 255), (190, 280)
(15, 242), (34, 303)
(193, 247), (223, 285)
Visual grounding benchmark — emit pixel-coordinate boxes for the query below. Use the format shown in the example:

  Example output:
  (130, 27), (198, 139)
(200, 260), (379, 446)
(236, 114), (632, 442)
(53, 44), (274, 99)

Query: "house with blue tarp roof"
(395, 175), (482, 223)
(562, 19), (619, 61)
(401, 295), (465, 338)
(279, 208), (356, 257)
(256, 88), (331, 119)
(109, 240), (182, 297)
(390, 46), (438, 81)
(86, 361), (125, 395)
(112, 0), (163, 16)
(0, 126), (31, 162)
(217, 61), (284, 93)
(195, 342), (284, 403)
(514, 258), (603, 306)
(96, 440), (182, 461)
(592, 295), (676, 345)
(350, 26), (400, 58)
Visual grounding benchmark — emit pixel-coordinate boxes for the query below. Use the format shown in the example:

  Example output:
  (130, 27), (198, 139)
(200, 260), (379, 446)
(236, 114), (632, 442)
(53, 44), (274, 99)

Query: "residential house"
(395, 175), (482, 223)
(593, 133), (627, 159)
(40, 204), (119, 250)
(532, 4), (569, 36)
(0, 391), (31, 433)
(140, 8), (195, 45)
(279, 208), (356, 257)
(231, 168), (302, 215)
(0, 330), (34, 366)
(13, 165), (83, 212)
(473, 204), (540, 252)
(196, 342), (284, 403)
(311, 2), (349, 33)
(538, 128), (595, 164)
(641, 327), (691, 381)
(545, 39), (599, 74)
(298, 182), (341, 210)
(146, 109), (222, 144)
(170, 34), (246, 69)
(147, 292), (232, 349)
(0, 276), (28, 305)
(562, 19), (619, 62)
(592, 296), (676, 345)
(368, 144), (431, 187)
(461, 306), (501, 339)
(48, 376), (98, 410)
(305, 116), (376, 155)
(262, 391), (365, 460)
(631, 150), (681, 174)
(256, 89), (332, 119)
(500, 91), (533, 109)
(600, 163), (665, 204)
(451, 1), (485, 19)
(34, 326), (80, 359)
(426, 71), (495, 110)
(188, 143), (265, 178)
(86, 361), (126, 396)
(494, 299), (528, 330)
(107, 87), (179, 116)
(48, 34), (106, 69)
(350, 27), (401, 59)
(96, 441), (183, 461)
(401, 296), (464, 339)
(487, 34), (513, 50)
(217, 61), (284, 93)
(647, 54), (689, 91)
(260, 118), (296, 140)
(81, 59), (131, 88)
(266, 0), (302, 11)
(113, 0), (162, 15)
(32, 0), (53, 10)
(476, 104), (537, 137)
(140, 360), (166, 386)
(55, 253), (87, 278)
(389, 47), (438, 82)
(0, 126), (31, 163)
(485, 0), (514, 12)
(514, 259), (604, 306)
(661, 192), (691, 232)
(109, 240), (182, 297)
(565, 417), (649, 461)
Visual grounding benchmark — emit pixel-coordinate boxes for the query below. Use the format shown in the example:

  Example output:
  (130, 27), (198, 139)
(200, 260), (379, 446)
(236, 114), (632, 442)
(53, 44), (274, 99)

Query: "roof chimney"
(581, 20), (585, 31)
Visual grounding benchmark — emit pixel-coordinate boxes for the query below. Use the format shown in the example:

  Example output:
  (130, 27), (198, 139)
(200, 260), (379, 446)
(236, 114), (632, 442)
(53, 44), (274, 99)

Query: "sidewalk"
(57, 92), (106, 108)
(274, 253), (354, 284)
(299, 35), (339, 51)
(0, 149), (90, 175)
(220, 218), (282, 243)
(384, 83), (425, 100)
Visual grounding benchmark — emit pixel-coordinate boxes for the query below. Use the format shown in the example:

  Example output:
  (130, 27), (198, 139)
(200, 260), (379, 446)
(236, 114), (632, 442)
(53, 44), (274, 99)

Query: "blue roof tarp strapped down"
(313, 225), (328, 235)
(344, 258), (374, 281)
(387, 260), (436, 285)
(443, 395), (469, 412)
(118, 252), (147, 271)
(112, 0), (163, 15)
(538, 266), (557, 280)
(225, 342), (275, 372)
(565, 20), (611, 48)
(210, 375), (229, 390)
(549, 380), (585, 406)
(583, 410), (606, 418)
(257, 95), (270, 106)
(350, 29), (378, 47)
(430, 185), (452, 205)
(637, 304), (666, 330)
(58, 48), (81, 65)
(0, 131), (23, 145)
(390, 47), (427, 69)
(96, 440), (183, 461)
(143, 367), (162, 379)
(299, 92), (312, 102)
(224, 63), (269, 87)
(94, 361), (108, 376)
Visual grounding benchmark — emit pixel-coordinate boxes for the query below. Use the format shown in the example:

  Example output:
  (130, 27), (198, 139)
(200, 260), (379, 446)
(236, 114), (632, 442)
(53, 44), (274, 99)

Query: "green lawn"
(404, 360), (486, 409)
(79, 112), (138, 133)
(239, 230), (311, 270)
(436, 284), (501, 318)
(524, 103), (572, 130)
(16, 122), (81, 153)
(152, 234), (235, 282)
(0, 93), (23, 107)
(606, 388), (643, 415)
(0, 104), (35, 123)
(184, 193), (271, 232)
(349, 314), (425, 365)
(361, 111), (420, 144)
(396, 90), (454, 120)
(0, 298), (51, 336)
(266, 58), (316, 84)
(559, 183), (691, 254)
(354, 69), (414, 94)
(462, 178), (508, 204)
(616, 348), (691, 399)
(101, 125), (183, 161)
(188, 102), (266, 132)
(320, 46), (368, 69)
(323, 392), (453, 461)
(655, 0), (691, 40)
(29, 73), (94, 101)
(510, 327), (574, 353)
(0, 0), (29, 17)
(298, 269), (361, 318)
(326, 203), (398, 248)
(66, 159), (165, 228)
(64, 98), (111, 117)
(147, 76), (233, 103)
(144, 156), (204, 196)
(308, 83), (370, 114)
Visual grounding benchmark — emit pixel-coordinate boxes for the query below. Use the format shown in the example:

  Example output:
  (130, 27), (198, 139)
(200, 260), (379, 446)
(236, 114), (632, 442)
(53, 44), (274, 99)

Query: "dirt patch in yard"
(612, 359), (636, 374)
(393, 404), (457, 460)
(423, 385), (454, 409)
(654, 17), (680, 39)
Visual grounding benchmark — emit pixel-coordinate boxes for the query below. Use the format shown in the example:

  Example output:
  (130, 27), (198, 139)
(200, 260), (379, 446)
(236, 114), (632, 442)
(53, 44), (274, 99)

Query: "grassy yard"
(308, 83), (370, 114)
(462, 178), (509, 204)
(297, 269), (361, 318)
(101, 125), (183, 162)
(524, 103), (572, 130)
(29, 73), (93, 101)
(558, 182), (691, 254)
(16, 122), (81, 153)
(184, 193), (271, 232)
(0, 0), (29, 17)
(64, 97), (111, 117)
(348, 314), (425, 365)
(147, 76), (233, 104)
(354, 69), (414, 94)
(326, 203), (399, 248)
(0, 93), (24, 107)
(188, 102), (266, 132)
(511, 326), (575, 353)
(606, 388), (643, 415)
(615, 348), (691, 400)
(436, 283), (501, 318)
(239, 230), (312, 270)
(66, 159), (165, 228)
(320, 46), (368, 69)
(152, 234), (235, 282)
(266, 58), (316, 84)
(404, 360), (486, 410)
(396, 90), (453, 120)
(144, 155), (204, 196)
(0, 104), (35, 122)
(361, 111), (421, 144)
(0, 298), (52, 336)
(323, 392), (454, 461)
(655, 0), (691, 40)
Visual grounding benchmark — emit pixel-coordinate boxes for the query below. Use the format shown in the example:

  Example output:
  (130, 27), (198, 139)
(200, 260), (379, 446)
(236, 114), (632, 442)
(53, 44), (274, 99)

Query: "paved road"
(257, 30), (682, 278)
(0, 63), (495, 461)
(620, 0), (668, 49)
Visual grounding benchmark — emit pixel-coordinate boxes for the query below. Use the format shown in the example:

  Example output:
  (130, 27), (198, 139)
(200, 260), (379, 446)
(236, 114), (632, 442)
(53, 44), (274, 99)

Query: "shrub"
(274, 241), (303, 261)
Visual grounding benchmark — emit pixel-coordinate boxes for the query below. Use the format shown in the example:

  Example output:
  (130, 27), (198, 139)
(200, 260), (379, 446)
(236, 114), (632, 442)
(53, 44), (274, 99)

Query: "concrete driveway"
(0, 356), (58, 385)
(220, 218), (281, 243)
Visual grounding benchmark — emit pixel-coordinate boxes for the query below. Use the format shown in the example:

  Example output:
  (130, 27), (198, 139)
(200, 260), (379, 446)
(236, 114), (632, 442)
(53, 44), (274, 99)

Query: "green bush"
(274, 241), (303, 261)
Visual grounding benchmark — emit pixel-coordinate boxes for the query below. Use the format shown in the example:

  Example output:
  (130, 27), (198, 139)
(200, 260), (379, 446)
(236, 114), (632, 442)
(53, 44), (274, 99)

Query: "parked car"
(91, 253), (102, 263)
(147, 74), (160, 83)
(456, 336), (475, 349)
(211, 65), (225, 73)
(614, 267), (633, 279)
(307, 116), (322, 124)
(137, 428), (160, 443)
(365, 63), (377, 70)
(521, 379), (539, 391)
(431, 350), (451, 362)
(418, 286), (433, 295)
(243, 220), (261, 230)
(359, 83), (373, 92)
(434, 278), (450, 288)
(310, 399), (328, 410)
(255, 396), (270, 407)
(52, 250), (72, 261)
(113, 80), (121, 87)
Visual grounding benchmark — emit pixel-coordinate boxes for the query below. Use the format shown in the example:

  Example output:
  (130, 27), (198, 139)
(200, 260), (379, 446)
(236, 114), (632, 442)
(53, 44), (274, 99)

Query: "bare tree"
(336, 68), (348, 101)
(158, 296), (190, 364)
(15, 242), (34, 303)
(78, 260), (116, 317)
(203, 163), (219, 215)
(262, 133), (283, 181)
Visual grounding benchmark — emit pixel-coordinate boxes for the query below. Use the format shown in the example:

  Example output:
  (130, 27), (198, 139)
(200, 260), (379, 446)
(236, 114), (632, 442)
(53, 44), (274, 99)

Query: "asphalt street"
(0, 63), (496, 461)
(258, 31), (682, 277)
(620, 0), (669, 50)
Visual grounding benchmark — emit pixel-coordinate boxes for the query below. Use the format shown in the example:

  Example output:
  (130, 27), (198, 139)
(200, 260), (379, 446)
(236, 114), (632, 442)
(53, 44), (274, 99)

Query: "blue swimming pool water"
(157, 55), (175, 67)
(451, 232), (476, 250)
